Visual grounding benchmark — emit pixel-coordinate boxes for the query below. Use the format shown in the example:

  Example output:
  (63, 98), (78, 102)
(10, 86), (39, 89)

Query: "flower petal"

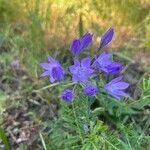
(106, 62), (121, 74)
(69, 65), (78, 74)
(70, 39), (81, 55)
(98, 52), (112, 66)
(52, 66), (64, 80)
(61, 89), (73, 102)
(72, 75), (79, 81)
(83, 84), (97, 96)
(108, 91), (121, 100)
(49, 76), (55, 83)
(84, 68), (94, 75)
(40, 63), (51, 70)
(47, 55), (56, 63)
(113, 82), (129, 90)
(74, 59), (80, 66)
(93, 52), (112, 69)
(107, 76), (123, 85)
(116, 90), (128, 97)
(80, 32), (93, 49)
(40, 71), (51, 77)
(81, 57), (91, 67)
(99, 27), (114, 50)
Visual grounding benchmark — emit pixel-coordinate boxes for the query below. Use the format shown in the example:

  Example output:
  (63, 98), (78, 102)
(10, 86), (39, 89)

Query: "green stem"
(34, 81), (77, 92)
(34, 82), (60, 92)
(91, 142), (98, 150)
(72, 100), (84, 143)
(103, 138), (119, 150)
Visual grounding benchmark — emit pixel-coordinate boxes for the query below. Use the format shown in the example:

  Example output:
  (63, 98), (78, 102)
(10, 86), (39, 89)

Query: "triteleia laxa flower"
(93, 52), (121, 74)
(69, 57), (94, 83)
(83, 85), (97, 96)
(104, 76), (129, 100)
(40, 55), (64, 83)
(61, 89), (73, 102)
(70, 32), (93, 55)
(99, 28), (114, 50)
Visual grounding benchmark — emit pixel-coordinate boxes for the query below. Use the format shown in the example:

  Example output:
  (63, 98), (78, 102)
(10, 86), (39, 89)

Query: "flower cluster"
(40, 28), (129, 102)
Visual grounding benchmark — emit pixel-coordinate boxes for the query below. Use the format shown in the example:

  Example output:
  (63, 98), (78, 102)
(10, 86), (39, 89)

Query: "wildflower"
(80, 32), (93, 49)
(70, 32), (93, 55)
(104, 76), (129, 100)
(99, 28), (114, 50)
(69, 57), (94, 83)
(93, 52), (121, 74)
(10, 59), (19, 70)
(83, 85), (97, 96)
(40, 55), (64, 83)
(61, 89), (73, 102)
(70, 39), (81, 55)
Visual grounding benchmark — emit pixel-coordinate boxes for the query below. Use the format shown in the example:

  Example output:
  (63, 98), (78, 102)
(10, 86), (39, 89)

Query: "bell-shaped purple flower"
(69, 57), (94, 83)
(70, 32), (93, 55)
(80, 32), (93, 49)
(93, 52), (121, 74)
(83, 85), (97, 96)
(104, 76), (129, 100)
(70, 39), (81, 55)
(99, 28), (114, 50)
(40, 55), (64, 83)
(61, 89), (73, 102)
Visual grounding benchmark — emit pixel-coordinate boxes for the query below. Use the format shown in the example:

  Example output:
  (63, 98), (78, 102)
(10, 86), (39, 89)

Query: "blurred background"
(0, 0), (150, 76)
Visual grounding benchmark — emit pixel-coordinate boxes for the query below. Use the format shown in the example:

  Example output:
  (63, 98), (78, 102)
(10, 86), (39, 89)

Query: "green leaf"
(78, 13), (84, 37)
(0, 128), (10, 150)
(92, 107), (105, 115)
(81, 143), (92, 150)
(63, 135), (80, 146)
(0, 90), (8, 114)
(39, 132), (47, 150)
(131, 98), (150, 110)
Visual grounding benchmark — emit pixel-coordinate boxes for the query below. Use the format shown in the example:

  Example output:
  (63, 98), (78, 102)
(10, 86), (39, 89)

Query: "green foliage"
(0, 91), (8, 114)
(40, 77), (150, 149)
(0, 128), (10, 150)
(79, 13), (84, 37)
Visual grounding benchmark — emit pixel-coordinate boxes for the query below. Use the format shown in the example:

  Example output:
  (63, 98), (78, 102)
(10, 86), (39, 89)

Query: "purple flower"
(80, 32), (93, 49)
(11, 59), (19, 70)
(70, 32), (93, 55)
(104, 76), (129, 100)
(83, 85), (97, 96)
(70, 39), (81, 55)
(99, 28), (114, 50)
(61, 89), (73, 102)
(40, 55), (64, 83)
(93, 52), (121, 74)
(69, 57), (94, 83)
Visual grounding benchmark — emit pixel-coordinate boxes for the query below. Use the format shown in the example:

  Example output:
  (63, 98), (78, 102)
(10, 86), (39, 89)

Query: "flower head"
(104, 76), (129, 100)
(99, 28), (114, 50)
(69, 57), (94, 83)
(11, 59), (19, 70)
(61, 89), (73, 102)
(80, 32), (93, 49)
(70, 32), (93, 55)
(83, 85), (97, 96)
(93, 52), (121, 74)
(40, 55), (64, 83)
